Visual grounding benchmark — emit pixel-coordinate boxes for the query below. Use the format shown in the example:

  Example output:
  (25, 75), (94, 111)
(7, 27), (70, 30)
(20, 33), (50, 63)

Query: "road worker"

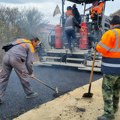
(90, 0), (104, 25)
(72, 4), (81, 33)
(65, 10), (81, 52)
(96, 15), (120, 120)
(72, 4), (81, 24)
(0, 37), (40, 104)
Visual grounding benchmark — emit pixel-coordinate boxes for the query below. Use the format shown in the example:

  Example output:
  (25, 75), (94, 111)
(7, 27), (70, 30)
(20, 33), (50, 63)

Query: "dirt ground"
(14, 79), (120, 120)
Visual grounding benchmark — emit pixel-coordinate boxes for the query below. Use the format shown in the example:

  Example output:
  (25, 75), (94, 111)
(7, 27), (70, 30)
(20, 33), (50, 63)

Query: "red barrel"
(79, 22), (88, 49)
(55, 24), (62, 49)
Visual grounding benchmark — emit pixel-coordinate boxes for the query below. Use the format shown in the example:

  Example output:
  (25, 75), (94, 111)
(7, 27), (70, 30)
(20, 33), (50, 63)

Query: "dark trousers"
(65, 29), (76, 50)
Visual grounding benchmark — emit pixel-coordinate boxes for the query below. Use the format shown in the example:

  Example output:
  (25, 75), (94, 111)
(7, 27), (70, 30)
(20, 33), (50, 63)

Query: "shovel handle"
(89, 50), (97, 84)
(88, 50), (96, 93)
(22, 73), (58, 93)
(32, 76), (58, 93)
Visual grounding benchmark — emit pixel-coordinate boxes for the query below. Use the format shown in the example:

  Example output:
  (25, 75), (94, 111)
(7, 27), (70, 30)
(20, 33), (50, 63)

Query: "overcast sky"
(0, 0), (119, 25)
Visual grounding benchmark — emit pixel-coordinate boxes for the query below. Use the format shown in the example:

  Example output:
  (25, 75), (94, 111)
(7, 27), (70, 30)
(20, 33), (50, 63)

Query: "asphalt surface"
(0, 66), (102, 120)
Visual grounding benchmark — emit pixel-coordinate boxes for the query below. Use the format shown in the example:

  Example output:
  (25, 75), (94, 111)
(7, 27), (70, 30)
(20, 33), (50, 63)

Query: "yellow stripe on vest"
(16, 39), (35, 53)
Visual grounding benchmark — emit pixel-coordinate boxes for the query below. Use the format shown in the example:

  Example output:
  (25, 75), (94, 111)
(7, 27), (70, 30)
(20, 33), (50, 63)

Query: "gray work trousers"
(0, 53), (33, 99)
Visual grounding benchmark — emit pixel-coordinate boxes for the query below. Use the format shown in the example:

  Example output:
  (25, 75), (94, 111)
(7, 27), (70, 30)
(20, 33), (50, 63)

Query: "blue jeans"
(65, 29), (76, 50)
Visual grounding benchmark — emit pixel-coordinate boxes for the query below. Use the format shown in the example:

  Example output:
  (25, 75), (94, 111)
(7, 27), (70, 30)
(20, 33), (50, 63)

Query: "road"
(0, 66), (102, 120)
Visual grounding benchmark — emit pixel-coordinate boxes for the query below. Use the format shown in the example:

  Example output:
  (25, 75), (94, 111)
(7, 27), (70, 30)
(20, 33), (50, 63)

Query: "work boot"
(26, 92), (38, 99)
(0, 99), (4, 104)
(97, 115), (115, 120)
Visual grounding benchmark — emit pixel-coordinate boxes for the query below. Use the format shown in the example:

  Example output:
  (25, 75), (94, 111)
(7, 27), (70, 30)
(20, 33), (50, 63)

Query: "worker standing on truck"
(72, 4), (81, 33)
(72, 4), (81, 24)
(0, 37), (40, 104)
(65, 10), (81, 52)
(96, 15), (120, 120)
(90, 0), (104, 25)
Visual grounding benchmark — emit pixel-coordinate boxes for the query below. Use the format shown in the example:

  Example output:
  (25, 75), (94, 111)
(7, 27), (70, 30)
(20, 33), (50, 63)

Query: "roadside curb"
(14, 79), (120, 120)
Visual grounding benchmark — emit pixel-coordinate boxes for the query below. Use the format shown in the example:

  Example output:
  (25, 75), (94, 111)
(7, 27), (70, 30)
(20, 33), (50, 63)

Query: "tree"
(0, 5), (47, 64)
(16, 8), (47, 38)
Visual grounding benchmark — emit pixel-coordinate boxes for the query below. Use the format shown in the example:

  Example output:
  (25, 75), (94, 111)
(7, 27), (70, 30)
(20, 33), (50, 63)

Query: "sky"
(0, 0), (119, 25)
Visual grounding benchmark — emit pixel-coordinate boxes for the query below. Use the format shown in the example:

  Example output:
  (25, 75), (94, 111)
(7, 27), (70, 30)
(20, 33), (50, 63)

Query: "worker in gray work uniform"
(0, 37), (40, 104)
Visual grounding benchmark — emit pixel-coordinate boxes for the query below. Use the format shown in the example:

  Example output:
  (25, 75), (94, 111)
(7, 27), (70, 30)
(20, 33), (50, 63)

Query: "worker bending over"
(0, 37), (40, 104)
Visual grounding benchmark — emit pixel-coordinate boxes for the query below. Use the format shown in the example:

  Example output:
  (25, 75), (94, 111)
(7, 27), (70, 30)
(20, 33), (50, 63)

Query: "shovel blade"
(55, 87), (59, 94)
(82, 92), (93, 98)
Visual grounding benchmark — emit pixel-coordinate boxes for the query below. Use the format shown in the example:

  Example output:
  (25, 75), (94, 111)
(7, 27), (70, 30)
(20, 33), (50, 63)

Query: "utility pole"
(61, 0), (65, 47)
(61, 0), (65, 29)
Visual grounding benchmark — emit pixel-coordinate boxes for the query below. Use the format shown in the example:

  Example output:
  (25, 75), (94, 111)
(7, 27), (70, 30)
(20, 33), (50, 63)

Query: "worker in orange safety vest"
(96, 15), (120, 120)
(90, 0), (104, 25)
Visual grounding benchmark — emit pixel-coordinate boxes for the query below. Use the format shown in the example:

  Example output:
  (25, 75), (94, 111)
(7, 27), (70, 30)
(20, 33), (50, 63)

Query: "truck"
(36, 0), (114, 72)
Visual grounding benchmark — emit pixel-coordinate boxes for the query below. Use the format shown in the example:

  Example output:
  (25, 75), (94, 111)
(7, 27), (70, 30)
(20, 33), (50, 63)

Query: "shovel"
(32, 76), (59, 94)
(82, 50), (97, 98)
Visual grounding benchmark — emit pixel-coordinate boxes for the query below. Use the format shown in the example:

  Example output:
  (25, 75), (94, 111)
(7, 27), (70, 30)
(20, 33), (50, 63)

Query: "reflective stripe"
(98, 42), (110, 51)
(29, 43), (35, 53)
(98, 29), (120, 52)
(110, 49), (120, 52)
(112, 29), (119, 49)
(16, 39), (34, 53)
(23, 39), (35, 53)
(15, 39), (34, 53)
(65, 26), (73, 30)
(102, 62), (120, 67)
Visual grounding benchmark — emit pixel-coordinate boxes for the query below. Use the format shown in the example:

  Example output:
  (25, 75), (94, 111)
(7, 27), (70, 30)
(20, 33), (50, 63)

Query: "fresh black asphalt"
(0, 66), (102, 120)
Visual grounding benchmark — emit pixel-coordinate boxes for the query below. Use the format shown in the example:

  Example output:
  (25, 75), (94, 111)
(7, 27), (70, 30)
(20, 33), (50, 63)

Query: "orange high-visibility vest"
(96, 29), (120, 58)
(90, 2), (104, 18)
(94, 2), (104, 14)
(16, 39), (35, 53)
(96, 28), (120, 74)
